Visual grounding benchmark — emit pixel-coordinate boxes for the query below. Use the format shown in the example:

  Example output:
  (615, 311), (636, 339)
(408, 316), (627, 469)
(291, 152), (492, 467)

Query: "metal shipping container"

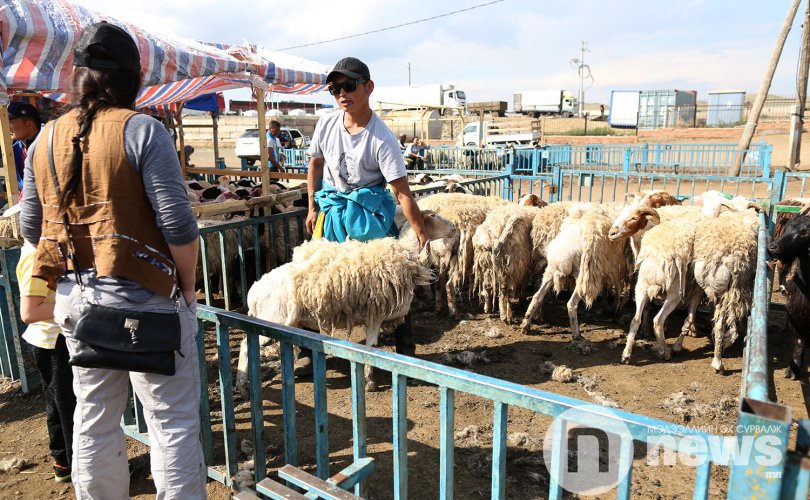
(637, 89), (697, 129)
(608, 90), (641, 127)
(707, 90), (745, 126)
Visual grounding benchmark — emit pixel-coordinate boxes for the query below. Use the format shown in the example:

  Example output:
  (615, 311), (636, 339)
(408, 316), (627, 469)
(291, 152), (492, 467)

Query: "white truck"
(457, 120), (541, 147)
(513, 90), (577, 117)
(371, 84), (466, 114)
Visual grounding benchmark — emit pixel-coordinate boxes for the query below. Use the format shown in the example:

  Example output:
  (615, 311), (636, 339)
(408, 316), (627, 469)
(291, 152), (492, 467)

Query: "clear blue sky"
(74, 0), (807, 107)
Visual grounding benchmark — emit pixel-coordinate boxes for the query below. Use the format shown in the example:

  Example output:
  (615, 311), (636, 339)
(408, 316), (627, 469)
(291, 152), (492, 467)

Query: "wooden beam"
(733, 0), (802, 175)
(256, 88), (270, 191)
(0, 105), (20, 206)
(191, 189), (305, 218)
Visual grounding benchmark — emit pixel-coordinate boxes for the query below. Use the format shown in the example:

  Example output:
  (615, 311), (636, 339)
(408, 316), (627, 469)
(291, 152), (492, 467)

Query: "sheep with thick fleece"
(528, 202), (573, 280)
(237, 210), (457, 392)
(619, 214), (701, 364)
(692, 210), (758, 373)
(418, 193), (509, 318)
(472, 204), (541, 322)
(520, 204), (631, 339)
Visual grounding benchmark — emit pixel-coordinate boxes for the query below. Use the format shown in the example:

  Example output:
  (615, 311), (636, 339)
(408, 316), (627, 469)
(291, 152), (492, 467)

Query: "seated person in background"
(399, 133), (407, 151)
(404, 137), (425, 170)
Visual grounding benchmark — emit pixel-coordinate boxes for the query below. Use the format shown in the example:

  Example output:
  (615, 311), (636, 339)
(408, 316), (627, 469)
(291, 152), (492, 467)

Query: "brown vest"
(31, 108), (177, 297)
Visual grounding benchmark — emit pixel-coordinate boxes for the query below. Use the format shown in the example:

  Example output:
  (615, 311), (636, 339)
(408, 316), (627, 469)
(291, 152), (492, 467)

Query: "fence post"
(623, 148), (631, 173)
(727, 399), (791, 499)
(769, 169), (786, 235)
(551, 166), (562, 203)
(502, 157), (514, 202)
(762, 142), (772, 179)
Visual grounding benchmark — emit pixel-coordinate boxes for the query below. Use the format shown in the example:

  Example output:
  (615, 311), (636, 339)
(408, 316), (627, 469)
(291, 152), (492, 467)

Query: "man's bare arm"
(388, 176), (427, 248)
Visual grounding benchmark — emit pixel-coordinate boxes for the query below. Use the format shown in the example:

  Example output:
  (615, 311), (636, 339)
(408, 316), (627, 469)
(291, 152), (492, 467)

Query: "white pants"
(55, 283), (207, 500)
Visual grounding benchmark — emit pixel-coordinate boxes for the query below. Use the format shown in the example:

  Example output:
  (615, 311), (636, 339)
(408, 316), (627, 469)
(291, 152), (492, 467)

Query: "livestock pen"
(2, 141), (810, 498)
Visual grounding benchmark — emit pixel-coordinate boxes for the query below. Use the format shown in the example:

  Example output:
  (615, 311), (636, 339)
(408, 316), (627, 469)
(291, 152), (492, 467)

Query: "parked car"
(235, 128), (310, 165)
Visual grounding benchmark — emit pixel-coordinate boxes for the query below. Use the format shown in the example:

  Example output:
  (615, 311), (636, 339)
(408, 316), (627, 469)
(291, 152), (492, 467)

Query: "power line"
(273, 0), (506, 51)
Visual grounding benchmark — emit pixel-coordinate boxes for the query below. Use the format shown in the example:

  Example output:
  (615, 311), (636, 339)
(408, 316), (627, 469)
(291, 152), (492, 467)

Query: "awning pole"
(212, 113), (220, 168)
(0, 105), (20, 207)
(176, 104), (188, 180)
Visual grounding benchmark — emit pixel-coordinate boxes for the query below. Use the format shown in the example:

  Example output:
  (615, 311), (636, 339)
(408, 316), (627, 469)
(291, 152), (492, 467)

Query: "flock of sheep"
(232, 180), (764, 393)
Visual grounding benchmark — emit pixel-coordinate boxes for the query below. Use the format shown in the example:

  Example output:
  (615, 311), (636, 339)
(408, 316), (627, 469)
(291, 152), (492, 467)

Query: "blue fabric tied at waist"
(314, 182), (398, 242)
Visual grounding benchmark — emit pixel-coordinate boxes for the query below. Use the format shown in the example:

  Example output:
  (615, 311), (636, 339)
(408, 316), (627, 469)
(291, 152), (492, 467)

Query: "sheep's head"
(640, 191), (681, 208)
(608, 206), (660, 240)
(517, 193), (547, 208)
(422, 209), (457, 241)
(444, 181), (471, 194)
(769, 213), (810, 262)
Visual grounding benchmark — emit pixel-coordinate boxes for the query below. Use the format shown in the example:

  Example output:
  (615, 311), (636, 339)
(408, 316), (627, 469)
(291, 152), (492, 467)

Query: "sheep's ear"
(421, 209), (436, 217)
(799, 203), (810, 216)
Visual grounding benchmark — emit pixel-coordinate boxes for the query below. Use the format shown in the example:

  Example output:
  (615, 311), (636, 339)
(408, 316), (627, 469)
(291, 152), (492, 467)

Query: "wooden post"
(790, 0), (810, 170)
(478, 108), (484, 148)
(732, 0), (802, 175)
(255, 88), (272, 269)
(212, 112), (220, 168)
(176, 105), (188, 180)
(0, 105), (20, 207)
(256, 88), (269, 189)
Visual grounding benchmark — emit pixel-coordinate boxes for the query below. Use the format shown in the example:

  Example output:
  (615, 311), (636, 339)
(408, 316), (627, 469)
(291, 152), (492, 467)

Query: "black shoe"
(396, 346), (416, 357)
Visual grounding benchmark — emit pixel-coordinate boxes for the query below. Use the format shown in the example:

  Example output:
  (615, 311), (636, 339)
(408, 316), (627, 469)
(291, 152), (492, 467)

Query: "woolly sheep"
(520, 204), (631, 339)
(472, 204), (541, 322)
(417, 193), (509, 318)
(692, 210), (759, 373)
(619, 214), (701, 364)
(237, 210), (457, 393)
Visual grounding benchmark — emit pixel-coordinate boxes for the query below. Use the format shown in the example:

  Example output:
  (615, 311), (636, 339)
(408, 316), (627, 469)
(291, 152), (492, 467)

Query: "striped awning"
(0, 0), (258, 104)
(0, 0), (328, 107)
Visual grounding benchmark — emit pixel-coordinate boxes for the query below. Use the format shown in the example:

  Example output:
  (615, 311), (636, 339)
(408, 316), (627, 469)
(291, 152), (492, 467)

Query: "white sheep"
(472, 204), (541, 322)
(417, 193), (509, 318)
(520, 204), (631, 339)
(236, 210), (457, 392)
(692, 210), (759, 373)
(619, 214), (701, 363)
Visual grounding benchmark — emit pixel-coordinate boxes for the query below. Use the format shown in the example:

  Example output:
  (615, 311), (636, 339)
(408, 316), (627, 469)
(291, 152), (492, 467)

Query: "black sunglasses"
(328, 79), (367, 96)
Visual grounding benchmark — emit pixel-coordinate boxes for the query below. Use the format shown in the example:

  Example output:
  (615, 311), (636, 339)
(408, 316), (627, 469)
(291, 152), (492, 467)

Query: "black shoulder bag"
(45, 123), (182, 376)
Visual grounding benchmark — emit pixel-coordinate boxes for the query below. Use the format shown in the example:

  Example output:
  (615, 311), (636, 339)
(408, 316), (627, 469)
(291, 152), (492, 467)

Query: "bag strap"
(46, 123), (86, 295)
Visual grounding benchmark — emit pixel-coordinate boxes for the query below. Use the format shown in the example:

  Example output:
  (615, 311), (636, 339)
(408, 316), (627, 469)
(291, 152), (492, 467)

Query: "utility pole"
(407, 62), (411, 86)
(571, 41), (589, 117)
(790, 0), (810, 170)
(579, 41), (587, 117)
(732, 0), (802, 175)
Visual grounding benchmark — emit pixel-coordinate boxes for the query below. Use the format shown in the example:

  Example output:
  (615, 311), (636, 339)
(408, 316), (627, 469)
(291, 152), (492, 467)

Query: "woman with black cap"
(20, 22), (206, 498)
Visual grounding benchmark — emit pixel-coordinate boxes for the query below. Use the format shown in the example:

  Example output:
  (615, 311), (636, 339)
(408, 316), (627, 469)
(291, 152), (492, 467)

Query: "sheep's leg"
(674, 292), (702, 353)
(520, 278), (554, 334)
(711, 312), (726, 374)
(786, 323), (806, 380)
(236, 335), (274, 398)
(622, 288), (651, 364)
(567, 290), (583, 341)
(498, 282), (511, 323)
(446, 275), (461, 321)
(651, 292), (680, 361)
(364, 321), (384, 392)
(435, 271), (449, 316)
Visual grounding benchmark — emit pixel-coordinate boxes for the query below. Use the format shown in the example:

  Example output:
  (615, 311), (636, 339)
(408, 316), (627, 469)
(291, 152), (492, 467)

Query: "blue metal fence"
(424, 142), (772, 179)
(116, 303), (798, 498)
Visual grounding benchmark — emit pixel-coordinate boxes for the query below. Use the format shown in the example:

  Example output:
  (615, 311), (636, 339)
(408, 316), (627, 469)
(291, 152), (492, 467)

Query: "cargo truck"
(513, 90), (577, 117)
(457, 119), (541, 147)
(370, 84), (466, 114)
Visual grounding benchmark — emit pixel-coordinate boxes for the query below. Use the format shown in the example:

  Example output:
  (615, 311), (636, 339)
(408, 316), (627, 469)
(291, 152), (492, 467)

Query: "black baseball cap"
(326, 57), (371, 83)
(8, 102), (41, 125)
(74, 21), (141, 73)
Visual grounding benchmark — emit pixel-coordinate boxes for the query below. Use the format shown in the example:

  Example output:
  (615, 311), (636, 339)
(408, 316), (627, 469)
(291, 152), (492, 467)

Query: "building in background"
(707, 90), (746, 127)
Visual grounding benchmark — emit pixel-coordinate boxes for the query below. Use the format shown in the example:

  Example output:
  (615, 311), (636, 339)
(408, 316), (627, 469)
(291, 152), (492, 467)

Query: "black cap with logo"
(8, 102), (41, 126)
(326, 57), (371, 83)
(74, 21), (141, 73)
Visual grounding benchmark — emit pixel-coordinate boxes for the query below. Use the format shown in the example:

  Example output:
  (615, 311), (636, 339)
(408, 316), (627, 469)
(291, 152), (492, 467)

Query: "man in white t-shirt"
(300, 56), (428, 374)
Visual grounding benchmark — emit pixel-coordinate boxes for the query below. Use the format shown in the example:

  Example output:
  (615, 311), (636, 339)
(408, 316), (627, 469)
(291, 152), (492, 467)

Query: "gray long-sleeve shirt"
(20, 112), (199, 301)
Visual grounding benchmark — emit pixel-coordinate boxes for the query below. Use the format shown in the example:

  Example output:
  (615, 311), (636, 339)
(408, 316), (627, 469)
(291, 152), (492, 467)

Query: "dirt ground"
(2, 129), (809, 499)
(3, 294), (805, 500)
